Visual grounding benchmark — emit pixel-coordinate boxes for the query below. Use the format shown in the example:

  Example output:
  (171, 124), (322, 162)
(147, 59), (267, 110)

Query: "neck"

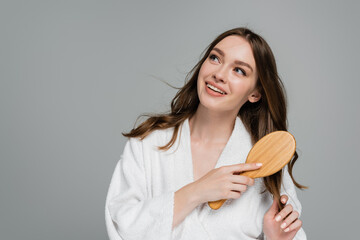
(189, 104), (238, 144)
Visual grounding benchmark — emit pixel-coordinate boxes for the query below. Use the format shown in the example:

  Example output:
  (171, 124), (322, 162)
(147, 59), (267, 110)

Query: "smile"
(206, 83), (227, 95)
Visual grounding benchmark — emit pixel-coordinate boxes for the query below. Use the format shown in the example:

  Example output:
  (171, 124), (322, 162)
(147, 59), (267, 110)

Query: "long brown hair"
(124, 27), (306, 208)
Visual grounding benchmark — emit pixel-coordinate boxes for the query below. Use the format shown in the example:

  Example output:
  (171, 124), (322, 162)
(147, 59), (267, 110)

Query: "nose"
(213, 65), (227, 83)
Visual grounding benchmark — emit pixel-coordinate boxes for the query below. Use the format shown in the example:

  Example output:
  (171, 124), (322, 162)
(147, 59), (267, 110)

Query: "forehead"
(213, 35), (256, 68)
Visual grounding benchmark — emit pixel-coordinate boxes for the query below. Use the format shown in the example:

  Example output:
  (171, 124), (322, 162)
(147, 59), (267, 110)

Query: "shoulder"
(126, 125), (177, 151)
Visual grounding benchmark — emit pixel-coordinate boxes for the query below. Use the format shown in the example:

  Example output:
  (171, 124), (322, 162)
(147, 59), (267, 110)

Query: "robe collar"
(177, 116), (253, 184)
(171, 117), (255, 236)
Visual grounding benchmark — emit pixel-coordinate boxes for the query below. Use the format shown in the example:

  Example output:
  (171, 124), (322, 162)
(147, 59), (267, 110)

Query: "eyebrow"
(212, 47), (254, 73)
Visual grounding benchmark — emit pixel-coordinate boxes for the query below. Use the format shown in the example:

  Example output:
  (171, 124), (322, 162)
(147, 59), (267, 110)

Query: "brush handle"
(208, 199), (227, 210)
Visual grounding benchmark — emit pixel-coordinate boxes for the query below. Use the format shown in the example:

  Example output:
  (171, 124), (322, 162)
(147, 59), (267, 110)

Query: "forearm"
(173, 182), (200, 228)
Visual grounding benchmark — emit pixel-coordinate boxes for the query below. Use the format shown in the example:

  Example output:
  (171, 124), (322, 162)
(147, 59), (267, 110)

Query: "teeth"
(206, 83), (226, 95)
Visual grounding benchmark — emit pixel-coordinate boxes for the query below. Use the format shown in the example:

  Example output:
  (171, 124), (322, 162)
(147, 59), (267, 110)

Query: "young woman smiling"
(106, 27), (307, 240)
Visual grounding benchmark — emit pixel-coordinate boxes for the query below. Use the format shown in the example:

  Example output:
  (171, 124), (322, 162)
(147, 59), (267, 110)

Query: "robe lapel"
(179, 116), (253, 170)
(214, 116), (253, 168)
(171, 117), (254, 239)
(173, 116), (253, 190)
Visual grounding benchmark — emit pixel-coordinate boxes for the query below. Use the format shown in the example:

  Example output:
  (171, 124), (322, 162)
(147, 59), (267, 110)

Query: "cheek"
(198, 61), (213, 78)
(229, 81), (256, 107)
(197, 63), (209, 91)
(231, 81), (251, 95)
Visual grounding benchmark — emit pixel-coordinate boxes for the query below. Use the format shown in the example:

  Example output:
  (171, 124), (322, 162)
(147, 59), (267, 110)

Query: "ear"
(248, 89), (261, 103)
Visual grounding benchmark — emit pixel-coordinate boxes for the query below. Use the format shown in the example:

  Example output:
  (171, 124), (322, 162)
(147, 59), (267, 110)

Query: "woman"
(105, 27), (307, 240)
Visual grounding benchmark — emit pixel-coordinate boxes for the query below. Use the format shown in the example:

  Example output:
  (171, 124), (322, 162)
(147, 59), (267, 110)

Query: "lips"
(205, 81), (227, 95)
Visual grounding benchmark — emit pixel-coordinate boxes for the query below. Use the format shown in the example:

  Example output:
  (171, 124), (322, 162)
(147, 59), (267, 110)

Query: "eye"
(234, 67), (246, 76)
(209, 54), (220, 63)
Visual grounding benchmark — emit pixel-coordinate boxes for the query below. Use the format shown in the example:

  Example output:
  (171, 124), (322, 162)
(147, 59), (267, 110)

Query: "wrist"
(180, 182), (201, 206)
(261, 231), (270, 240)
(173, 183), (200, 228)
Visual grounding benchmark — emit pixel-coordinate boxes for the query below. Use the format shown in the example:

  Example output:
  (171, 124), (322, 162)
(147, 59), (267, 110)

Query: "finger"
(275, 204), (293, 222)
(230, 175), (255, 186)
(280, 211), (299, 230)
(230, 163), (262, 174)
(226, 190), (242, 199)
(230, 183), (248, 193)
(284, 219), (302, 233)
(280, 194), (288, 204)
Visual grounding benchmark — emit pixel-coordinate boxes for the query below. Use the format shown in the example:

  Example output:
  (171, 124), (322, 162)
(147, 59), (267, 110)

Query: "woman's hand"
(263, 195), (303, 240)
(187, 163), (262, 205)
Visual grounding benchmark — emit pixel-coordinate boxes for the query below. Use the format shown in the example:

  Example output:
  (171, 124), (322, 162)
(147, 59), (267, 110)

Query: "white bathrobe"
(105, 117), (307, 240)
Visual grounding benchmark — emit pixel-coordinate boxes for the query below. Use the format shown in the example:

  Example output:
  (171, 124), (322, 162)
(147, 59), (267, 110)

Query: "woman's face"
(197, 35), (261, 114)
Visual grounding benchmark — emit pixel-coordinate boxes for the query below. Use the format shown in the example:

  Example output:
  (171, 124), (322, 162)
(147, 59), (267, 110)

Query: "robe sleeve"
(105, 138), (175, 240)
(262, 166), (307, 240)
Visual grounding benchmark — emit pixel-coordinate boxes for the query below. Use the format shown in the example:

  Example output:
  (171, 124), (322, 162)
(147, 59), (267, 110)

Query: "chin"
(198, 99), (230, 113)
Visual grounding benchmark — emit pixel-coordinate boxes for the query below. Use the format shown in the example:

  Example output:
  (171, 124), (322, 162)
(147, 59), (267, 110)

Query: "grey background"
(1, 0), (359, 239)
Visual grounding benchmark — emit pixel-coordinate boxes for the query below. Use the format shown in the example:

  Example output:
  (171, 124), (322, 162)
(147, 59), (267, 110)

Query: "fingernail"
(281, 198), (286, 203)
(284, 227), (290, 232)
(256, 163), (263, 167)
(281, 222), (287, 229)
(275, 215), (281, 222)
